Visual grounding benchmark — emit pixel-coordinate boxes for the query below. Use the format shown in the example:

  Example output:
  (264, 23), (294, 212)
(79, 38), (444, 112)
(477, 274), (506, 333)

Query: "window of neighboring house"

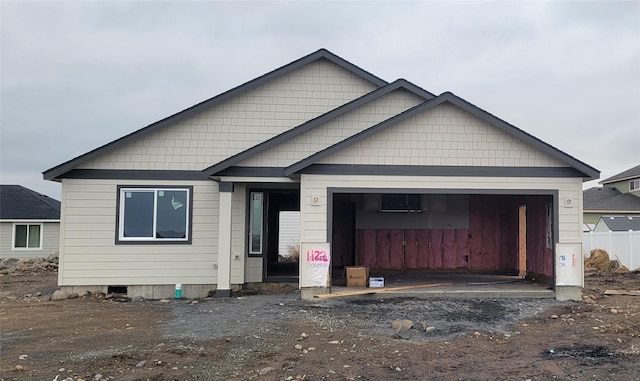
(630, 180), (640, 191)
(13, 223), (42, 249)
(117, 187), (192, 243)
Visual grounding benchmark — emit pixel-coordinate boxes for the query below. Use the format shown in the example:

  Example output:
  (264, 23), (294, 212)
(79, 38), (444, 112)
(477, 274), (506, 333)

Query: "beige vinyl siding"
(0, 221), (60, 259)
(58, 179), (220, 286)
(245, 257), (263, 282)
(239, 89), (424, 167)
(0, 223), (11, 257)
(300, 174), (583, 245)
(318, 103), (567, 168)
(230, 184), (246, 284)
(78, 60), (378, 172)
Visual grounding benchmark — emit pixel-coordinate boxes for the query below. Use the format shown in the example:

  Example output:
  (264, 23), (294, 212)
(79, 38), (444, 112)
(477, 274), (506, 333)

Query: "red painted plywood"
(376, 229), (391, 269)
(389, 229), (404, 269)
(417, 229), (430, 269)
(429, 230), (444, 269)
(442, 230), (457, 269)
(362, 229), (378, 269)
(356, 229), (365, 266)
(524, 196), (553, 277)
(455, 229), (469, 268)
(404, 229), (418, 269)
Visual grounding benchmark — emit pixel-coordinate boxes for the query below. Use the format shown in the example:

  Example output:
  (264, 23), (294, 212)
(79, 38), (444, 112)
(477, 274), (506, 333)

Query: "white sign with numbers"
(299, 242), (331, 288)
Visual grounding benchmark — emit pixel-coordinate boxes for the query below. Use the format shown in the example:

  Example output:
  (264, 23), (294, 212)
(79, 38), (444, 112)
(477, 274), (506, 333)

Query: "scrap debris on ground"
(1, 252), (639, 380)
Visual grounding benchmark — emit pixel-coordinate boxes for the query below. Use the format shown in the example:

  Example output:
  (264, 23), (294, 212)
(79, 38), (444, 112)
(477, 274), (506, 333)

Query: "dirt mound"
(0, 252), (58, 275)
(585, 249), (629, 273)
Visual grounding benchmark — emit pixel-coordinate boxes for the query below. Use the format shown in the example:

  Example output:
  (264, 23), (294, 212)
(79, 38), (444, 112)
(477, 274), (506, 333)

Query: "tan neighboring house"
(0, 185), (61, 259)
(43, 49), (599, 301)
(583, 164), (640, 225)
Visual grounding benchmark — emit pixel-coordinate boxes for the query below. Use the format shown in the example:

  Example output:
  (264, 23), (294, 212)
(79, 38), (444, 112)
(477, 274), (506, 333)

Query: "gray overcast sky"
(1, 1), (639, 200)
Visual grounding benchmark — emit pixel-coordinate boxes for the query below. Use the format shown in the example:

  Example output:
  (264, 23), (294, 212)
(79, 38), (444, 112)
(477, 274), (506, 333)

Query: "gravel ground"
(163, 292), (568, 342)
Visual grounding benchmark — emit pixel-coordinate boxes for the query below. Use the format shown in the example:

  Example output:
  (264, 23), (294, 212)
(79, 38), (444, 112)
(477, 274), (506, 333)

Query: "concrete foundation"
(554, 286), (582, 301)
(128, 284), (214, 299)
(62, 284), (220, 299)
(63, 285), (107, 295)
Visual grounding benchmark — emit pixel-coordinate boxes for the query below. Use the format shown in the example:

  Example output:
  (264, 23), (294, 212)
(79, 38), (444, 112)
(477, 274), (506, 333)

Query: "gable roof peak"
(285, 90), (599, 179)
(204, 78), (435, 176)
(43, 48), (389, 181)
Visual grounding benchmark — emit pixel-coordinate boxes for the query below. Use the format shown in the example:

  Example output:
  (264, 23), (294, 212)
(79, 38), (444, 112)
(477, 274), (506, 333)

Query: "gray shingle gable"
(284, 91), (600, 179)
(0, 185), (60, 220)
(42, 49), (389, 181)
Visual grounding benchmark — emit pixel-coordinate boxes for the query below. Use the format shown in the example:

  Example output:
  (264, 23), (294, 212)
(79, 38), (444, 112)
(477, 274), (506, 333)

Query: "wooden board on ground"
(314, 283), (453, 299)
(604, 289), (640, 296)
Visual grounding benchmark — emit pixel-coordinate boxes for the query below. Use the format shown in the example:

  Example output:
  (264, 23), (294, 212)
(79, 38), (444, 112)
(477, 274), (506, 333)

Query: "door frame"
(246, 186), (300, 282)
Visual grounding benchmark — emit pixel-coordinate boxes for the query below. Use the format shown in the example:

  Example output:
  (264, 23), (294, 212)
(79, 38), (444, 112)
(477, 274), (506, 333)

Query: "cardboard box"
(345, 266), (368, 287)
(369, 277), (385, 288)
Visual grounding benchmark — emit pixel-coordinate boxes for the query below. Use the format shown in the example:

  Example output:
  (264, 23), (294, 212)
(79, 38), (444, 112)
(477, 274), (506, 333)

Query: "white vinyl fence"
(583, 230), (640, 271)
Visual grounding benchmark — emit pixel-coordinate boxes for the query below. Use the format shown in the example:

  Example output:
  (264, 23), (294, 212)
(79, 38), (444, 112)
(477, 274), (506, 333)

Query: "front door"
(249, 189), (300, 281)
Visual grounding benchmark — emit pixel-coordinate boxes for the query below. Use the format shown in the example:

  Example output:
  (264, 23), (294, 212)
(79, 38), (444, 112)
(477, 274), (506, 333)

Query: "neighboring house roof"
(596, 216), (640, 231)
(600, 164), (640, 185)
(0, 185), (60, 220)
(43, 49), (392, 181)
(583, 187), (640, 212)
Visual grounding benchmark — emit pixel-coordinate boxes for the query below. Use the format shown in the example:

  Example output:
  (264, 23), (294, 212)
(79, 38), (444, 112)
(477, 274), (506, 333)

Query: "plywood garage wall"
(354, 195), (554, 277)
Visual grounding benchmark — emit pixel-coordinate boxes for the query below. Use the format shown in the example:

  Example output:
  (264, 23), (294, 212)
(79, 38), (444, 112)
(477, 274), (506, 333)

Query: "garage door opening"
(330, 192), (555, 289)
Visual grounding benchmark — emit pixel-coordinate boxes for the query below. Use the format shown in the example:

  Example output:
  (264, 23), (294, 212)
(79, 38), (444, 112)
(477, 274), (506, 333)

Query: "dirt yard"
(1, 264), (639, 381)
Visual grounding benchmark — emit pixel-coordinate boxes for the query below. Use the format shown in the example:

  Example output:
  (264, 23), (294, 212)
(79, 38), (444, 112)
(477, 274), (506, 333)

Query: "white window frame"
(12, 223), (43, 250)
(248, 192), (264, 255)
(630, 179), (640, 191)
(117, 187), (191, 243)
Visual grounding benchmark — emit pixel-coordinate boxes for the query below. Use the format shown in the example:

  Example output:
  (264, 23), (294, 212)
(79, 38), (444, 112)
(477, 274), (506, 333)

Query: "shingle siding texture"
(238, 89), (424, 167)
(318, 103), (566, 167)
(77, 60), (378, 172)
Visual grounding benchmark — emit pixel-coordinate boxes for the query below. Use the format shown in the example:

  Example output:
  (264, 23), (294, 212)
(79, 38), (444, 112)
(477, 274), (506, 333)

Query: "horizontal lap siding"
(231, 184), (246, 284)
(0, 221), (60, 259)
(78, 60), (378, 171)
(0, 223), (12, 257)
(59, 179), (219, 286)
